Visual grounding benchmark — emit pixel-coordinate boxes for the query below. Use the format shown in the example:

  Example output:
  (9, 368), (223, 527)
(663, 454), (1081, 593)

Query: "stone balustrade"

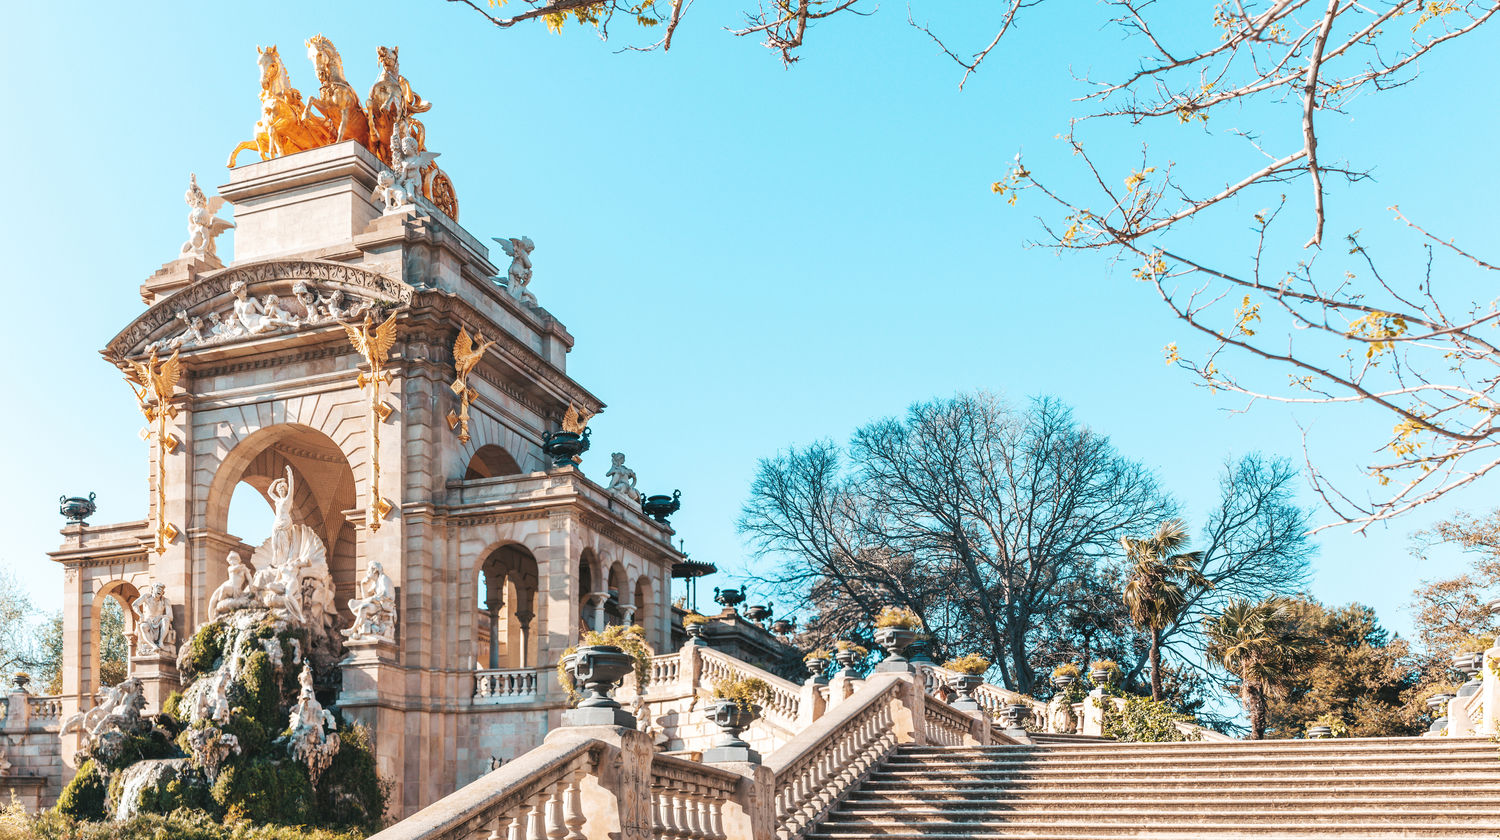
(473, 667), (543, 704)
(2, 690), (65, 812)
(699, 649), (802, 727)
(650, 753), (743, 840)
(923, 695), (982, 746)
(27, 696), (63, 720)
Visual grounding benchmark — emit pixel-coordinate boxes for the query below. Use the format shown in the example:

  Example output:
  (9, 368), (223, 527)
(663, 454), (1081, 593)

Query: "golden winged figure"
(124, 348), (182, 418)
(343, 310), (400, 387)
(451, 326), (496, 395)
(562, 403), (592, 435)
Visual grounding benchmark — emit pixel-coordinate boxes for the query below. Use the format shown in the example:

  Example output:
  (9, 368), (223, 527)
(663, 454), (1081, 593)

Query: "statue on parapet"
(304, 35), (369, 148)
(181, 174), (234, 261)
(494, 236), (536, 305)
(131, 582), (177, 657)
(227, 45), (330, 168)
(344, 560), (397, 643)
(606, 452), (642, 503)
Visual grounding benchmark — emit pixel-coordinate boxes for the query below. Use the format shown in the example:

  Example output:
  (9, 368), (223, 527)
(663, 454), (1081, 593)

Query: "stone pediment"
(105, 259), (414, 360)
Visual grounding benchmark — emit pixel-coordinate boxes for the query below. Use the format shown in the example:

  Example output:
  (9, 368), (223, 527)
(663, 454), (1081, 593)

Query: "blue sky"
(2, 2), (1496, 646)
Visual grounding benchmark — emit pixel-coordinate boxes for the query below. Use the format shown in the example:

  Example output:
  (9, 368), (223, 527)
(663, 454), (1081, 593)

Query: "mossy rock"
(29, 808), (367, 840)
(56, 758), (108, 821)
(315, 723), (388, 831)
(183, 620), (227, 680)
(211, 756), (315, 825)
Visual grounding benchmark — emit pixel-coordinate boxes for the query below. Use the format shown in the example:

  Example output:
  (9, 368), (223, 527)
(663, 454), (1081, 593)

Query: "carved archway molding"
(104, 259), (414, 360)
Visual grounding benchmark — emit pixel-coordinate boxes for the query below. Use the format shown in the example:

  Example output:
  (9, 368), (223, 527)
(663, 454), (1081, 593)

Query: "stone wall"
(1, 690), (65, 812)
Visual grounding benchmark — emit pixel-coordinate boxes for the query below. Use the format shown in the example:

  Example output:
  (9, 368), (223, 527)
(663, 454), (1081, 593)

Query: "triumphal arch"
(48, 38), (683, 817)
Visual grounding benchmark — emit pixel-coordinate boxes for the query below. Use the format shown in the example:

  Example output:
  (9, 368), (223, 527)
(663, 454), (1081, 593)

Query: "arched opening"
(578, 550), (599, 635)
(633, 575), (654, 637)
(205, 424), (358, 618)
(465, 445), (522, 480)
(93, 581), (137, 691)
(605, 562), (627, 628)
(475, 545), (540, 669)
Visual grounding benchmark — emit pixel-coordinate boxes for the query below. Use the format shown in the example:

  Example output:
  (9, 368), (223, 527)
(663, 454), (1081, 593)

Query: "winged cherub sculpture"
(182, 174), (235, 261)
(494, 236), (536, 305)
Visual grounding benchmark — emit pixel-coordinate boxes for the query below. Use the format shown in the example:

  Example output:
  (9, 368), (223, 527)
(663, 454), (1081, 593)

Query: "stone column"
(130, 650), (181, 714)
(515, 610), (534, 668)
(589, 592), (611, 633)
(486, 594), (503, 670)
(619, 604), (637, 627)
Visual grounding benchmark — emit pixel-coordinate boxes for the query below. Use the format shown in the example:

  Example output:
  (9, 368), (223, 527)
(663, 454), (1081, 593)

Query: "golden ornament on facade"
(562, 403), (592, 436)
(124, 348), (182, 554)
(228, 37), (459, 219)
(344, 310), (400, 531)
(448, 326), (496, 444)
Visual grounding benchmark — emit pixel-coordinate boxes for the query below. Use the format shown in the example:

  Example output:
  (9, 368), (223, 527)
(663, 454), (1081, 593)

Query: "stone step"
(882, 753), (1500, 770)
(807, 828), (1500, 839)
(868, 764), (1500, 781)
(897, 740), (1499, 758)
(840, 794), (1500, 809)
(822, 808), (1500, 825)
(855, 776), (1500, 793)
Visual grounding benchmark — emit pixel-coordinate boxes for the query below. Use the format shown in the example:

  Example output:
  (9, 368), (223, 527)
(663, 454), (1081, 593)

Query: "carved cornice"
(446, 508), (556, 527)
(105, 259), (413, 360)
(193, 344), (351, 380)
(577, 511), (670, 563)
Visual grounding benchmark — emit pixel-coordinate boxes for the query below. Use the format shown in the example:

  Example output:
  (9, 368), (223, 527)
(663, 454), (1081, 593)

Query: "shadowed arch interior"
(465, 444), (522, 480)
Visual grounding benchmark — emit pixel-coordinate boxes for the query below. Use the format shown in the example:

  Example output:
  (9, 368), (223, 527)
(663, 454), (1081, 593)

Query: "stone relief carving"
(131, 582), (177, 657)
(181, 174), (234, 261)
(494, 236), (536, 305)
(343, 560), (397, 643)
(59, 677), (148, 763)
(282, 662), (339, 784)
(605, 452), (642, 503)
(145, 276), (389, 355)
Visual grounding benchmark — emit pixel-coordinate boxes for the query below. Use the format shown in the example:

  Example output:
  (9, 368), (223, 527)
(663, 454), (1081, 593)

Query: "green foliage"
(1051, 662), (1080, 680)
(163, 691), (184, 720)
(1307, 712), (1350, 738)
(1103, 696), (1202, 743)
(211, 757), (314, 825)
(27, 808), (366, 840)
(873, 606), (923, 630)
(183, 620), (226, 681)
(316, 723), (388, 832)
(97, 598), (128, 688)
(681, 612), (710, 627)
(1088, 660), (1122, 687)
(803, 649), (832, 661)
(55, 759), (107, 821)
(943, 654), (990, 675)
(556, 624), (655, 703)
(1205, 597), (1314, 739)
(834, 640), (867, 656)
(711, 675), (772, 711)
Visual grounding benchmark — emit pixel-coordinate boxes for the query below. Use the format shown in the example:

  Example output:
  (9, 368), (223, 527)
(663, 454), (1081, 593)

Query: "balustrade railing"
(650, 753), (740, 840)
(473, 667), (542, 703)
(923, 696), (975, 747)
(701, 650), (801, 727)
(27, 696), (62, 720)
(923, 665), (1046, 730)
(368, 737), (601, 840)
(767, 674), (903, 840)
(650, 652), (682, 688)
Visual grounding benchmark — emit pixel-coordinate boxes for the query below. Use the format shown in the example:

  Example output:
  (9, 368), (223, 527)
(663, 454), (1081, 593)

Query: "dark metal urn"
(873, 626), (919, 672)
(542, 428), (591, 468)
(562, 644), (636, 728)
(949, 673), (982, 712)
(907, 638), (936, 664)
(704, 700), (763, 764)
(770, 618), (795, 635)
(714, 587), (746, 610)
(642, 490), (682, 524)
(59, 493), (97, 525)
(745, 604), (772, 624)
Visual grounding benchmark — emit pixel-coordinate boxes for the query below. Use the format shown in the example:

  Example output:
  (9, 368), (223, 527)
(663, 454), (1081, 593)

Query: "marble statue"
(61, 678), (148, 762)
(494, 236), (536, 305)
(131, 582), (177, 657)
(209, 552), (257, 616)
(605, 452), (642, 503)
(372, 169), (404, 214)
(381, 122), (439, 215)
(187, 727), (240, 780)
(283, 662), (339, 783)
(230, 280), (281, 334)
(181, 174), (235, 261)
(343, 561), (397, 643)
(292, 281), (331, 322)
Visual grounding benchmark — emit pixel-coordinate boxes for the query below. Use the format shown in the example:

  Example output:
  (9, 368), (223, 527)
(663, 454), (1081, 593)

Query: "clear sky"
(2, 2), (1496, 646)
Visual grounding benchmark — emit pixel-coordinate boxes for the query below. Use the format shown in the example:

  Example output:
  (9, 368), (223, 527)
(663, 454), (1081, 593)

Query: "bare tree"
(740, 393), (1173, 693)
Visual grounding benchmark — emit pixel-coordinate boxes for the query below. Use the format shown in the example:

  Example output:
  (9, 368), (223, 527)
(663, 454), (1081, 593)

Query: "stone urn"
(1089, 667), (1116, 688)
(704, 700), (764, 764)
(684, 621), (709, 646)
(999, 702), (1031, 730)
(642, 490), (682, 524)
(59, 492), (97, 525)
(873, 626), (919, 671)
(1427, 692), (1455, 734)
(949, 673), (982, 712)
(907, 638), (936, 664)
(805, 657), (831, 683)
(1052, 674), (1077, 691)
(771, 618), (795, 635)
(1307, 725), (1333, 739)
(745, 604), (772, 624)
(1454, 652), (1486, 698)
(566, 645), (635, 710)
(12, 672), (31, 691)
(834, 646), (863, 679)
(542, 428), (591, 468)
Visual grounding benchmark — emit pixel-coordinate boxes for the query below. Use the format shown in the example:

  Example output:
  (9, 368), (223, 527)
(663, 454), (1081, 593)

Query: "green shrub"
(711, 675), (773, 711)
(1051, 663), (1081, 680)
(942, 654), (991, 675)
(162, 691), (184, 720)
(316, 723), (388, 832)
(211, 757), (314, 826)
(183, 621), (226, 680)
(55, 759), (107, 821)
(873, 606), (923, 630)
(1103, 696), (1201, 743)
(29, 808), (367, 840)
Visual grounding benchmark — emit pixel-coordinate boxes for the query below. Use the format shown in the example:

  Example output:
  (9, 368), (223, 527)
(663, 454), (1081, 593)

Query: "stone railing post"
(797, 678), (827, 728)
(827, 672), (859, 709)
(680, 641), (703, 692)
(892, 670), (923, 746)
(3, 687), (30, 732)
(1482, 644), (1500, 736)
(548, 726), (654, 840)
(1080, 689), (1106, 736)
(708, 761), (774, 840)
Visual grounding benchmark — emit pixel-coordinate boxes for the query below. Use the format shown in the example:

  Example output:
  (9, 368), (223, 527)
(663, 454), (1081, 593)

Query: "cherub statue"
(292, 281), (330, 322)
(343, 560), (397, 643)
(230, 280), (277, 334)
(605, 452), (642, 503)
(181, 173), (234, 261)
(493, 236), (536, 305)
(372, 169), (404, 214)
(131, 582), (177, 657)
(326, 289), (372, 322)
(209, 551), (256, 616)
(262, 294), (299, 327)
(385, 122), (438, 214)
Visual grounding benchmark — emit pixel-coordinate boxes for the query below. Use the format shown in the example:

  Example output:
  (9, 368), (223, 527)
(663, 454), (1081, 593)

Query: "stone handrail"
(367, 734), (603, 840)
(766, 674), (905, 840)
(27, 696), (62, 721)
(699, 649), (802, 727)
(650, 652), (682, 687)
(473, 667), (543, 703)
(650, 752), (745, 840)
(923, 695), (978, 747)
(923, 665), (1047, 730)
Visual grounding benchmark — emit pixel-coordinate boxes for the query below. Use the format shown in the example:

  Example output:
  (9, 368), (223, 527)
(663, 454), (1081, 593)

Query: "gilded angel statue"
(448, 327), (496, 443)
(125, 348), (182, 420)
(343, 310), (400, 388)
(182, 174), (234, 261)
(494, 236), (536, 305)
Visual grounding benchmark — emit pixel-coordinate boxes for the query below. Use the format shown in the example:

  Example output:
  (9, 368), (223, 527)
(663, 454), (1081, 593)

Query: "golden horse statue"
(227, 46), (331, 168)
(304, 35), (370, 149)
(366, 46), (431, 167)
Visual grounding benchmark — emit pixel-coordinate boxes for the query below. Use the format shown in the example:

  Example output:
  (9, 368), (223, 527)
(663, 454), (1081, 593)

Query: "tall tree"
(741, 393), (1172, 693)
(1206, 597), (1313, 740)
(1122, 519), (1208, 701)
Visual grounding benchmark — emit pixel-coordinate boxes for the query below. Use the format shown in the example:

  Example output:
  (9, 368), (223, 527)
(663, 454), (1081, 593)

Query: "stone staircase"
(809, 737), (1500, 839)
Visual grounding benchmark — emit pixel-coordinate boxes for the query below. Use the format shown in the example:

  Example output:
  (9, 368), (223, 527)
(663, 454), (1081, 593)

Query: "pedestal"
(140, 254), (223, 304)
(338, 637), (400, 705)
(702, 744), (761, 764)
(130, 651), (181, 714)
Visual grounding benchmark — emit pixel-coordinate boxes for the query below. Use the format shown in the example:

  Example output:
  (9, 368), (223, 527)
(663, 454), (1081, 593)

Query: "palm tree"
(1122, 519), (1209, 701)
(1205, 597), (1310, 740)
